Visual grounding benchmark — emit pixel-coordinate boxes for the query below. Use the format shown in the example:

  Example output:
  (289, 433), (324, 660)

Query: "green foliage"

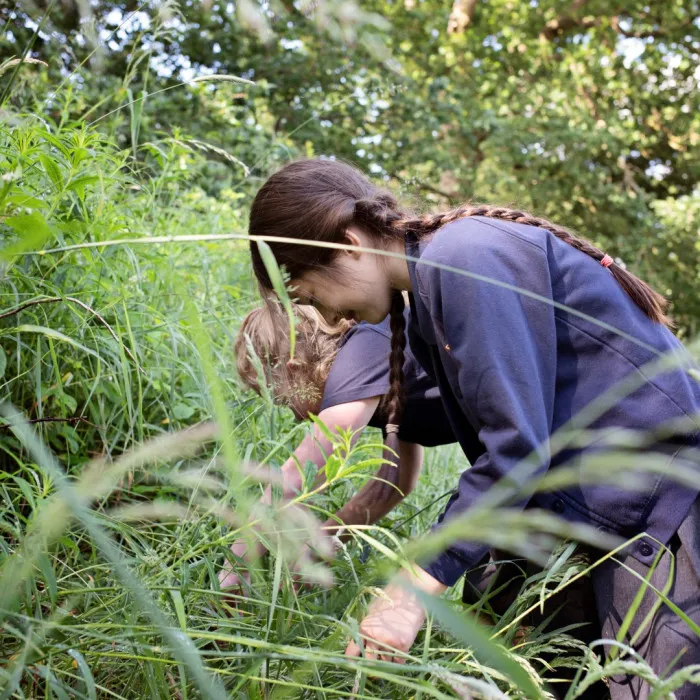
(650, 190), (700, 336)
(5, 0), (697, 331)
(1, 2), (699, 698)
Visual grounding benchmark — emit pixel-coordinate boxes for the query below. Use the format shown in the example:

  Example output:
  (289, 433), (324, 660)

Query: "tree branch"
(611, 15), (693, 39)
(389, 171), (461, 203)
(0, 416), (101, 430)
(448, 0), (479, 34)
(539, 0), (597, 40)
(540, 4), (692, 42)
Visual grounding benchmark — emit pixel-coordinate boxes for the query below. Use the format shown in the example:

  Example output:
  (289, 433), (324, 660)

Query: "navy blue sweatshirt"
(405, 216), (700, 587)
(321, 312), (455, 447)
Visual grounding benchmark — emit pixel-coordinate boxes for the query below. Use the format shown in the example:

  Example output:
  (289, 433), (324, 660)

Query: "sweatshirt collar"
(404, 232), (437, 345)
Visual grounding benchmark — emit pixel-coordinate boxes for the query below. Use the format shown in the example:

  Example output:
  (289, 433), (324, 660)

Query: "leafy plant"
(1, 3), (699, 698)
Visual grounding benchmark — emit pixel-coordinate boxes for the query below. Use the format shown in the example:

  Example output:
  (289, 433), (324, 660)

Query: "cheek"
(313, 277), (354, 312)
(356, 259), (390, 297)
(307, 264), (382, 317)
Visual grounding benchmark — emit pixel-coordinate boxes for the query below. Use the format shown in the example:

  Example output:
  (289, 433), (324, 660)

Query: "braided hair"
(249, 159), (670, 473)
(400, 204), (669, 329)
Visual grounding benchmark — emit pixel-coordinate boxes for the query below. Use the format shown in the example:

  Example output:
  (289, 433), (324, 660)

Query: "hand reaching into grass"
(345, 566), (447, 663)
(218, 537), (266, 592)
(217, 439), (423, 594)
(217, 462), (301, 595)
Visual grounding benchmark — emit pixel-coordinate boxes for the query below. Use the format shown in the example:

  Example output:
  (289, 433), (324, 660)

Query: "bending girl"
(248, 159), (700, 699)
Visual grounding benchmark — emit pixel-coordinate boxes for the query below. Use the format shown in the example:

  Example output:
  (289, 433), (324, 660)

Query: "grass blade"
(66, 649), (97, 700)
(256, 240), (296, 360)
(412, 587), (542, 699)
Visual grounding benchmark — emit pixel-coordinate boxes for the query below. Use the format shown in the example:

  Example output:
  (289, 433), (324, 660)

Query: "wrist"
(281, 463), (304, 498)
(396, 564), (448, 597)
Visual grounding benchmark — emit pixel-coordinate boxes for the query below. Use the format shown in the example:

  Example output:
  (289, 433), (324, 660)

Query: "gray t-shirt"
(320, 313), (454, 447)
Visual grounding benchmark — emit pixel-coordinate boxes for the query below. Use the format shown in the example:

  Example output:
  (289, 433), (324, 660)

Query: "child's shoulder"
(340, 319), (392, 350)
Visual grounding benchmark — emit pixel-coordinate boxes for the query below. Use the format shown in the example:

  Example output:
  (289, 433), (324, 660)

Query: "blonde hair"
(235, 302), (354, 409)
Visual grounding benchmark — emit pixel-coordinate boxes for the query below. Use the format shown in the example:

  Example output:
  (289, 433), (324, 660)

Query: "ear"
(342, 228), (363, 259)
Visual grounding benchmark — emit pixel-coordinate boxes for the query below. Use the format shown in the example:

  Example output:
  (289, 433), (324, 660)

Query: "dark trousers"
(592, 496), (700, 700)
(462, 498), (700, 699)
(463, 549), (603, 699)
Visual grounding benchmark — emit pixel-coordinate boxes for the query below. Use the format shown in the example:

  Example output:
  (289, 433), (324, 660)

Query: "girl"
(247, 159), (700, 698)
(229, 301), (604, 698)
(218, 301), (455, 590)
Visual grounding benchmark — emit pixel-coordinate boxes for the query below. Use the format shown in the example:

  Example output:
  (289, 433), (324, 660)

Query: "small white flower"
(2, 166), (22, 182)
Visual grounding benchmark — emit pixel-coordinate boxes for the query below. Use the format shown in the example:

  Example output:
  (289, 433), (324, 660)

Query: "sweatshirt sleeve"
(416, 218), (557, 586)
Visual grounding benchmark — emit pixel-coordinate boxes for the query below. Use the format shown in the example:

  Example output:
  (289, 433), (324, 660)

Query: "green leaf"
(302, 460), (318, 491)
(324, 453), (342, 481)
(308, 413), (336, 445)
(38, 152), (63, 191)
(256, 240), (296, 359)
(2, 210), (53, 259)
(185, 299), (238, 475)
(129, 88), (146, 155)
(58, 535), (80, 553)
(12, 475), (36, 509)
(34, 665), (70, 700)
(173, 403), (195, 420)
(0, 347), (6, 379)
(67, 649), (97, 700)
(57, 391), (78, 414)
(2, 191), (46, 210)
(613, 547), (665, 659)
(37, 129), (72, 159)
(2, 325), (102, 361)
(266, 547), (284, 642)
(36, 552), (57, 606)
(169, 589), (187, 631)
(65, 174), (101, 195)
(71, 147), (90, 166)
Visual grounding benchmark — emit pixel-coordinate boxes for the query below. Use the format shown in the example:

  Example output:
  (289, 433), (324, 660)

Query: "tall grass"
(2, 28), (700, 700)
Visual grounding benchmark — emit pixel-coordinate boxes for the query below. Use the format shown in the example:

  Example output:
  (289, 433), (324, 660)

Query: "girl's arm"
(219, 398), (380, 590)
(266, 397), (381, 502)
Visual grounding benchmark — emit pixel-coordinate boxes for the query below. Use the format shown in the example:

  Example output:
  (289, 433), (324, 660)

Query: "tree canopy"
(3, 0), (699, 330)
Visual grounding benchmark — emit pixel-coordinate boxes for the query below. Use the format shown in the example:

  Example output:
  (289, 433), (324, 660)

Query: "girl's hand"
(218, 538), (266, 592)
(345, 567), (447, 663)
(344, 582), (425, 663)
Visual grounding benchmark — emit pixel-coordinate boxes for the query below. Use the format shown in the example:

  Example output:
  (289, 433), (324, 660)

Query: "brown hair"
(249, 159), (670, 455)
(235, 301), (352, 414)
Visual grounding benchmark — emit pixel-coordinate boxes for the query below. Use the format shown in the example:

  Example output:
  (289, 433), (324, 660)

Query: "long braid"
(400, 204), (670, 326)
(384, 290), (407, 429)
(369, 291), (407, 503)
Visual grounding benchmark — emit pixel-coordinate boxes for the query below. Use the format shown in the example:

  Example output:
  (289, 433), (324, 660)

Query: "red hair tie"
(600, 254), (614, 269)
